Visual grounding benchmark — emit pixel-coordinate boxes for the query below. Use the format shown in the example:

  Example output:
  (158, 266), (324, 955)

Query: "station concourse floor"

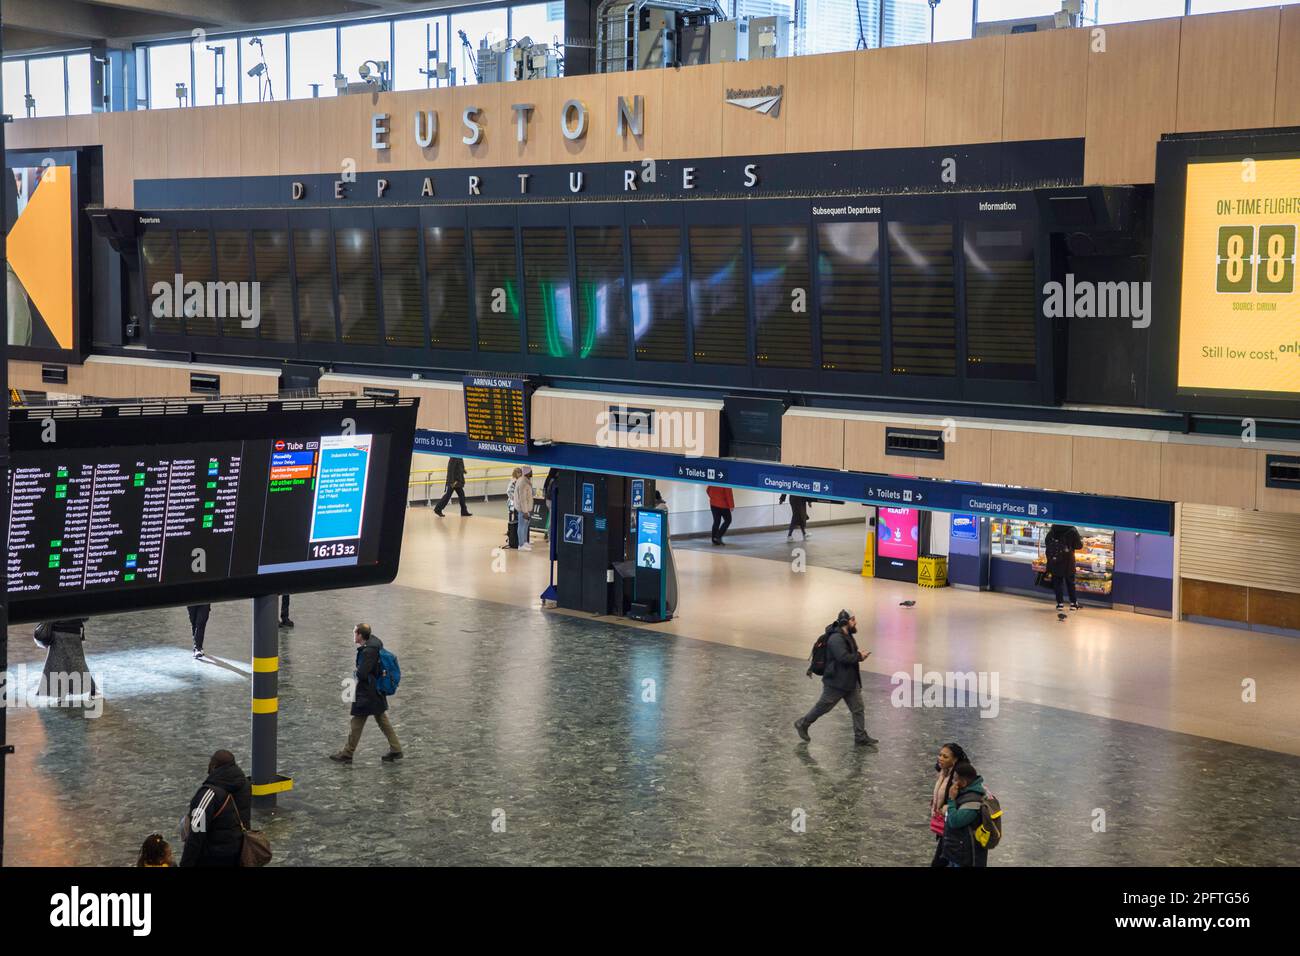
(4, 508), (1300, 866)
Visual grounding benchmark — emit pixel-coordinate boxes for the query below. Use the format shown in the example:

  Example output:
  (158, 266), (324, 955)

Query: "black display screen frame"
(1149, 128), (1300, 420)
(6, 398), (416, 623)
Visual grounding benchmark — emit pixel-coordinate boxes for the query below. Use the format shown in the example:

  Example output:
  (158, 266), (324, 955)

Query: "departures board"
(5, 398), (417, 623)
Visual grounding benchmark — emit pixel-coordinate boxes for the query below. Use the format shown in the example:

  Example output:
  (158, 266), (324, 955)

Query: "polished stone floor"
(5, 582), (1300, 866)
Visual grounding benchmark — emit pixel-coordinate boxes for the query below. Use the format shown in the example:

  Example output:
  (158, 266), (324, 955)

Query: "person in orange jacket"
(706, 485), (734, 546)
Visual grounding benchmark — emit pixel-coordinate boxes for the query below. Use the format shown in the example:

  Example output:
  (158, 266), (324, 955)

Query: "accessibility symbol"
(563, 514), (584, 545)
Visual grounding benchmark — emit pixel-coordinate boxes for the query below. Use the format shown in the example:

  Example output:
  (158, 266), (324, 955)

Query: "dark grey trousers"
(800, 684), (869, 742)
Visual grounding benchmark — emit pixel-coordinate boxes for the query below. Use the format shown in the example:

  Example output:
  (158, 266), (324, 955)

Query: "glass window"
(884, 0), (972, 45)
(1094, 0), (1183, 21)
(1190, 0), (1300, 13)
(214, 231), (255, 338)
(340, 21), (391, 88)
(818, 221), (883, 373)
(252, 230), (295, 342)
(523, 227), (574, 357)
(964, 222), (1036, 381)
(177, 229), (217, 336)
(511, 3), (567, 48)
(66, 54), (91, 115)
(28, 56), (67, 117)
(752, 225), (813, 369)
(796, 0), (873, 55)
(293, 228), (337, 343)
(472, 228), (521, 353)
(335, 227), (380, 346)
(395, 16), (449, 91)
(425, 226), (470, 351)
(888, 222), (955, 376)
(450, 8), (508, 84)
(689, 225), (748, 366)
(630, 226), (687, 363)
(378, 228), (425, 349)
(575, 226), (628, 360)
(148, 42), (191, 109)
(290, 28), (338, 99)
(3, 60), (26, 119)
(142, 231), (180, 336)
(976, 0), (1060, 21)
(242, 34), (286, 103)
(193, 39), (238, 106)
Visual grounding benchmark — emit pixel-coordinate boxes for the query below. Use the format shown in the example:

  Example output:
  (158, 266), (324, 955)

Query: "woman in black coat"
(780, 494), (810, 540)
(1044, 524), (1084, 610)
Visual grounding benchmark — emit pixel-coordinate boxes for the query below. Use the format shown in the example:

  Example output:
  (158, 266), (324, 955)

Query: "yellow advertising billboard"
(1177, 158), (1300, 394)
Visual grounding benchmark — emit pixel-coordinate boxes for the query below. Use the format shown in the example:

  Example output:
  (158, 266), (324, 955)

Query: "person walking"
(707, 485), (734, 546)
(178, 750), (251, 867)
(34, 619), (99, 700)
(1045, 523), (1084, 611)
(794, 609), (878, 746)
(279, 594), (294, 629)
(780, 493), (810, 540)
(929, 742), (969, 867)
(187, 604), (211, 659)
(330, 623), (403, 763)
(941, 761), (989, 868)
(433, 456), (472, 517)
(513, 467), (536, 552)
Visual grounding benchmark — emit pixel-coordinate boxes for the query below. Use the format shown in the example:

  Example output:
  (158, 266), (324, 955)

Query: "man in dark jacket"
(942, 761), (989, 868)
(433, 457), (472, 517)
(794, 609), (878, 746)
(1045, 524), (1084, 611)
(330, 623), (403, 763)
(187, 604), (211, 659)
(179, 750), (251, 867)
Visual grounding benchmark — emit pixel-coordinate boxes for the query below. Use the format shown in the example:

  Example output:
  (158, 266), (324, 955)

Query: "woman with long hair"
(928, 742), (969, 867)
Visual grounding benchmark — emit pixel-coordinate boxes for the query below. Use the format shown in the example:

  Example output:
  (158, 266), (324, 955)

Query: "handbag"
(231, 801), (272, 867)
(1034, 570), (1054, 590)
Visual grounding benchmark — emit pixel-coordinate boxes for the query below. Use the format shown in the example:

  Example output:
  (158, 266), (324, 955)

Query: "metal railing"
(408, 465), (550, 506)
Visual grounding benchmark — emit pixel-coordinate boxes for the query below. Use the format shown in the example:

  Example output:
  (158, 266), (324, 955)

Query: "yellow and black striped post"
(251, 595), (292, 811)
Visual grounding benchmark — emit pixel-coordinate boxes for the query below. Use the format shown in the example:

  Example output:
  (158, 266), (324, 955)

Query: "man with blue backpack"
(330, 623), (403, 764)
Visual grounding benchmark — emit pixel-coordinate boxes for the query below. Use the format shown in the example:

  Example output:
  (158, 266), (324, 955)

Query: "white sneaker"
(520, 543), (533, 551)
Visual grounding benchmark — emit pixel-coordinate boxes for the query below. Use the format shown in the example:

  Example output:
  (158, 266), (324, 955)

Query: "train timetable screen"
(5, 412), (409, 621)
(1177, 156), (1300, 395)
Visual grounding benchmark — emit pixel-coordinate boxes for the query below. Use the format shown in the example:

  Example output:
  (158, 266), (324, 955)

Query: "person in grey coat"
(794, 609), (878, 746)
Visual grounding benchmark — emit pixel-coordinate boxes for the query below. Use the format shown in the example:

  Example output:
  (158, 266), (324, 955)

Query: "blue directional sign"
(563, 513), (583, 545)
(581, 482), (595, 514)
(414, 430), (1174, 535)
(630, 479), (645, 509)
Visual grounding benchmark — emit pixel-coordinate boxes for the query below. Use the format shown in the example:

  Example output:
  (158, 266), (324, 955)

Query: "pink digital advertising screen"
(877, 507), (919, 561)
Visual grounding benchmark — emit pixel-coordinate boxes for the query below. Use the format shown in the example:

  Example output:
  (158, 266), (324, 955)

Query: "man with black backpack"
(330, 623), (403, 764)
(179, 750), (252, 867)
(794, 609), (878, 747)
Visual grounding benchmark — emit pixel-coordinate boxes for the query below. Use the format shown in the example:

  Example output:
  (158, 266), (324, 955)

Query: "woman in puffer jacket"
(928, 742), (969, 867)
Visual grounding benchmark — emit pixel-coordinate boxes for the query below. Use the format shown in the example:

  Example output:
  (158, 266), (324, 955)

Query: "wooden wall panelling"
(1159, 442), (1256, 510)
(987, 430), (1073, 490)
(852, 43), (927, 150)
(239, 102), (283, 178)
(7, 116), (69, 150)
(660, 63), (725, 159)
(1083, 17), (1180, 185)
(63, 114), (101, 147)
(909, 426), (991, 482)
(277, 98), (322, 175)
(785, 52), (856, 154)
(1254, 450), (1300, 515)
(1070, 436), (1161, 499)
(1248, 586), (1300, 630)
(201, 105), (243, 178)
(605, 68), (663, 162)
(131, 110), (173, 183)
(1001, 28), (1088, 142)
(530, 391), (553, 441)
(1275, 5), (1300, 127)
(1177, 7), (1279, 134)
(924, 35), (1005, 146)
(555, 73), (608, 165)
(721, 57), (789, 157)
(501, 78), (556, 167)
(1180, 578), (1248, 622)
(781, 413), (845, 470)
(165, 106), (206, 180)
(843, 419), (891, 475)
(437, 83), (506, 169)
(99, 113), (136, 207)
(448, 393), (467, 433)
